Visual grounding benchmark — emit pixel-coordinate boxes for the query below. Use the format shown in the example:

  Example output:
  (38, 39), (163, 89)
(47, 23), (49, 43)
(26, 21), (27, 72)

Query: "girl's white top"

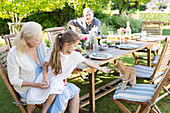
(27, 51), (85, 104)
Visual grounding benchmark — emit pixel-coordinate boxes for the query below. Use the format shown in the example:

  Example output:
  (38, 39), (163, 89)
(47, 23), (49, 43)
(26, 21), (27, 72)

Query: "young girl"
(27, 30), (111, 113)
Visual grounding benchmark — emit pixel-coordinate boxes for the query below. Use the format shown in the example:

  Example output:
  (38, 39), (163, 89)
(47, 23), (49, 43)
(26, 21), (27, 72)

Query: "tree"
(0, 0), (66, 33)
(0, 0), (67, 23)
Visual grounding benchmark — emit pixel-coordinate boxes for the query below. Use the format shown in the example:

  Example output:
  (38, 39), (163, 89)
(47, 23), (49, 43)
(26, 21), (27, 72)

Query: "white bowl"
(99, 45), (108, 50)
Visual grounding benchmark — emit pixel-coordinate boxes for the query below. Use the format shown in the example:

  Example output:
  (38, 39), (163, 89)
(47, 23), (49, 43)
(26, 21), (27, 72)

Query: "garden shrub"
(101, 15), (142, 33)
(138, 5), (146, 11)
(22, 3), (78, 30)
(139, 11), (170, 26)
(100, 23), (117, 35)
(0, 18), (10, 35)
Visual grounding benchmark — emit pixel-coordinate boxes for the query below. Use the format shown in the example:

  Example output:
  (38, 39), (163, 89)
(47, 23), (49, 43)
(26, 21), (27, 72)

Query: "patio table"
(77, 35), (167, 113)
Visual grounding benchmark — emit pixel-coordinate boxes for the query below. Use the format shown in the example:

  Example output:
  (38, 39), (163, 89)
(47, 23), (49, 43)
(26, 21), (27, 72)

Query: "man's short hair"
(83, 8), (93, 15)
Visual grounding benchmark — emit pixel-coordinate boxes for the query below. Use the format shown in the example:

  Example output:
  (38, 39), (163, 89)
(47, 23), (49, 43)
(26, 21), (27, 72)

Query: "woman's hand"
(42, 77), (49, 88)
(99, 67), (112, 73)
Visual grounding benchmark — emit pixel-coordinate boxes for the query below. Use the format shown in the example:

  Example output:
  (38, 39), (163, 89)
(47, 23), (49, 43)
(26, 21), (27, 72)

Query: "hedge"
(139, 11), (170, 26)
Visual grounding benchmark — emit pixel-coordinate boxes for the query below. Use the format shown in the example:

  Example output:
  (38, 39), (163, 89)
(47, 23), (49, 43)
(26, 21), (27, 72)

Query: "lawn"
(0, 29), (170, 113)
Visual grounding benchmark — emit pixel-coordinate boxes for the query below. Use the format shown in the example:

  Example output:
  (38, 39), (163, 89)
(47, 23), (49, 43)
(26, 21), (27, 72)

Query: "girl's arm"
(83, 59), (111, 73)
(42, 61), (50, 87)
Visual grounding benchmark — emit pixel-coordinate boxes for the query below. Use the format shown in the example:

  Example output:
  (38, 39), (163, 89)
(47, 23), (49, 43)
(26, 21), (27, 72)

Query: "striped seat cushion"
(113, 83), (156, 102)
(133, 65), (164, 78)
(152, 55), (160, 65)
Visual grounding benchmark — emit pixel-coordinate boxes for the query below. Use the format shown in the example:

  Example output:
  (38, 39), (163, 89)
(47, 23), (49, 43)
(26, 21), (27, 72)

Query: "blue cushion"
(113, 83), (156, 102)
(133, 65), (164, 78)
(152, 55), (160, 64)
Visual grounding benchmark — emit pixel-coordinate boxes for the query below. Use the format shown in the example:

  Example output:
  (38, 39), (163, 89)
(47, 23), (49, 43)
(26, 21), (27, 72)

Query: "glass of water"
(141, 31), (146, 39)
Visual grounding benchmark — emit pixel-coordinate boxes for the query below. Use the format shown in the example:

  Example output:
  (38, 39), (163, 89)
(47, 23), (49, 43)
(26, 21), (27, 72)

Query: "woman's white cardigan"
(7, 42), (47, 94)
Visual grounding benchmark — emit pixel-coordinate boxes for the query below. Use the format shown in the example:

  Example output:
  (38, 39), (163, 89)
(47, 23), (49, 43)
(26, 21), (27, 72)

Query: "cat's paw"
(120, 89), (124, 92)
(130, 84), (135, 88)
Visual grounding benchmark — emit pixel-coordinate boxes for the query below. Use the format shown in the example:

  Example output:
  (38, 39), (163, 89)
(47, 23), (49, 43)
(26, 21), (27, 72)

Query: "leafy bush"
(100, 23), (117, 35)
(22, 5), (78, 30)
(0, 18), (10, 35)
(95, 11), (110, 22)
(139, 11), (170, 26)
(101, 15), (142, 33)
(138, 5), (146, 11)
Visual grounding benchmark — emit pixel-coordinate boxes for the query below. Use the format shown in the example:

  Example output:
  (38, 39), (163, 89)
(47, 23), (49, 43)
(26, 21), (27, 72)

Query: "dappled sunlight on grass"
(144, 80), (149, 84)
(95, 78), (103, 85)
(0, 37), (6, 47)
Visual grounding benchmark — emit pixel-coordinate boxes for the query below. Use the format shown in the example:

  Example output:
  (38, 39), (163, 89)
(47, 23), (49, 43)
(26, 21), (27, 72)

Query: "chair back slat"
(142, 21), (164, 35)
(44, 27), (65, 45)
(150, 66), (170, 103)
(0, 45), (10, 72)
(0, 45), (28, 113)
(152, 37), (170, 78)
(1, 57), (7, 70)
(0, 45), (21, 97)
(2, 34), (17, 48)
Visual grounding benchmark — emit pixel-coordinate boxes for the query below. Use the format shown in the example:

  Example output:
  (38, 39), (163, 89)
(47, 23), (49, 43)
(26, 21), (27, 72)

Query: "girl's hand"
(99, 67), (112, 73)
(63, 79), (67, 86)
(41, 77), (49, 88)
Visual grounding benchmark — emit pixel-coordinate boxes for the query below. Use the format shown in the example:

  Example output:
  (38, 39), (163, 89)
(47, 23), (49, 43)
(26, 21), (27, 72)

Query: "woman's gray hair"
(13, 21), (42, 55)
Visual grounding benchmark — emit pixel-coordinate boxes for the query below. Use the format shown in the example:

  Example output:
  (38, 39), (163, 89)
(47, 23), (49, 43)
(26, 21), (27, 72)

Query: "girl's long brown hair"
(49, 30), (80, 75)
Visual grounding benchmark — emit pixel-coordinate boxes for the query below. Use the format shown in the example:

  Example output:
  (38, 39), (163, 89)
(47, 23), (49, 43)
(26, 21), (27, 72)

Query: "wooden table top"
(77, 35), (167, 71)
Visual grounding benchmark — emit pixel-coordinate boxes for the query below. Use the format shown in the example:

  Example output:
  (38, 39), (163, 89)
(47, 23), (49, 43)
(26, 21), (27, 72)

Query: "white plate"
(118, 44), (138, 50)
(89, 53), (113, 60)
(137, 38), (157, 42)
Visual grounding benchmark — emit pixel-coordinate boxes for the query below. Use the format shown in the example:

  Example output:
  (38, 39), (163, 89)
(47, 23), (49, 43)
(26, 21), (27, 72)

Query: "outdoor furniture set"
(0, 21), (169, 113)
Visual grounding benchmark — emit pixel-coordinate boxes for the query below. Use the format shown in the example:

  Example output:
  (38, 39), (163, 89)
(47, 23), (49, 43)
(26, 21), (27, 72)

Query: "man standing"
(68, 8), (101, 35)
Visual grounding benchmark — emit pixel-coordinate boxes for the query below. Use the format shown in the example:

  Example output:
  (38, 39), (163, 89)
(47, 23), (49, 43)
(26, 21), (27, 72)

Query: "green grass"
(162, 28), (170, 35)
(0, 29), (170, 113)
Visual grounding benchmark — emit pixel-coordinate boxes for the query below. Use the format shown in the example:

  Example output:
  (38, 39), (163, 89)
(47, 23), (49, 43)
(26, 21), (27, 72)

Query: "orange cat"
(114, 60), (136, 92)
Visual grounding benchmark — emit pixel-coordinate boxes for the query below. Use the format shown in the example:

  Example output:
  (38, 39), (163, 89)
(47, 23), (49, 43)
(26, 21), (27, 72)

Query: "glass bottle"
(126, 21), (131, 40)
(93, 32), (98, 53)
(89, 31), (94, 53)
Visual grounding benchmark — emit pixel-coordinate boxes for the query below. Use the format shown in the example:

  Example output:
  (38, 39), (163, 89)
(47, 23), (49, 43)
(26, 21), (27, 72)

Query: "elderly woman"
(7, 22), (48, 112)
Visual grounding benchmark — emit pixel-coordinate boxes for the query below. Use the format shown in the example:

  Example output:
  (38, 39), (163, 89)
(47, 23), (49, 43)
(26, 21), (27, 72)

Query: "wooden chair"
(142, 21), (164, 35)
(44, 27), (65, 45)
(133, 21), (165, 65)
(112, 66), (170, 113)
(133, 37), (170, 84)
(1, 34), (17, 48)
(0, 45), (42, 113)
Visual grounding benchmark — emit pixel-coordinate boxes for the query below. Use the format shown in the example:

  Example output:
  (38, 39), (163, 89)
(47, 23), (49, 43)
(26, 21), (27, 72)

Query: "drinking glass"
(141, 31), (146, 39)
(119, 36), (125, 45)
(108, 31), (113, 35)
